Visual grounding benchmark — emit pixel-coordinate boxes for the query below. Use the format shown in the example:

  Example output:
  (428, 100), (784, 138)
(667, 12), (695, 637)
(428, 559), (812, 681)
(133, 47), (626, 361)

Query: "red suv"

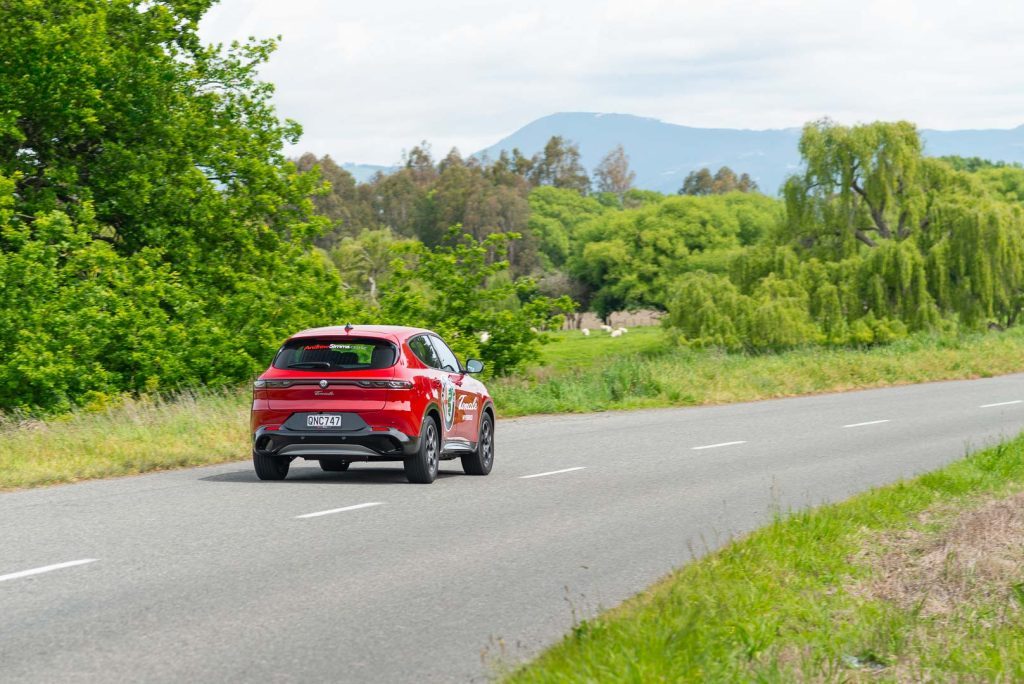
(250, 325), (494, 484)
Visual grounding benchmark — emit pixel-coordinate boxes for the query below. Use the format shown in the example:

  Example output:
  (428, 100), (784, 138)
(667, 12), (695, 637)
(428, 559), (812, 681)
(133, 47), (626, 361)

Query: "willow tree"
(784, 120), (928, 254)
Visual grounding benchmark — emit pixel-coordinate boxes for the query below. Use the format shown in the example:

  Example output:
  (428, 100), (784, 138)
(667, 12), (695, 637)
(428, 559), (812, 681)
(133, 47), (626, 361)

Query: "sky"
(200, 0), (1024, 166)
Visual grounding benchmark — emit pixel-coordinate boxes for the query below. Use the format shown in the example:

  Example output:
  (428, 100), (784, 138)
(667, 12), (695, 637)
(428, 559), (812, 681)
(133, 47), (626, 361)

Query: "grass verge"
(2, 327), (1024, 490)
(0, 389), (248, 491)
(506, 433), (1024, 682)
(497, 327), (1024, 416)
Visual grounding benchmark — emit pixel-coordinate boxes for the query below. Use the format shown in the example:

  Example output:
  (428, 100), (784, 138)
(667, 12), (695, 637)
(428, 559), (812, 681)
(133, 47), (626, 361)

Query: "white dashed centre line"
(980, 400), (1023, 408)
(295, 502), (384, 519)
(843, 419), (891, 428)
(519, 467), (586, 479)
(692, 441), (747, 451)
(0, 559), (98, 584)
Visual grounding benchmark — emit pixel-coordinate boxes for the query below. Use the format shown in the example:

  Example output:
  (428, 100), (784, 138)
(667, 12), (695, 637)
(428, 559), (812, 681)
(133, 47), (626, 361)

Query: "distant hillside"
(341, 162), (396, 184)
(474, 113), (1024, 194)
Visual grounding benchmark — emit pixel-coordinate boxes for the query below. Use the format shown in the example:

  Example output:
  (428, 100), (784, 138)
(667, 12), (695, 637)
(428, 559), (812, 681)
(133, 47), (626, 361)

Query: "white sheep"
(530, 326), (538, 333)
(601, 324), (613, 332)
(610, 329), (622, 338)
(617, 327), (629, 334)
(479, 331), (490, 343)
(581, 328), (590, 336)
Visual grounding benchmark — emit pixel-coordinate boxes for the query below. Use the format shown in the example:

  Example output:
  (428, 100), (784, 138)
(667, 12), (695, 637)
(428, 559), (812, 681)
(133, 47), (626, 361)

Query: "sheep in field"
(600, 324), (613, 332)
(581, 328), (590, 336)
(610, 329), (623, 338)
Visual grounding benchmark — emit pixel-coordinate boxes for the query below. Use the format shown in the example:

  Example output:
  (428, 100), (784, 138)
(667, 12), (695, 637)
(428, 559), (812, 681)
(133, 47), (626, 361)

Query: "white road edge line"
(843, 419), (891, 428)
(295, 502), (385, 519)
(0, 559), (98, 584)
(519, 467), (586, 479)
(980, 400), (1023, 408)
(692, 441), (747, 451)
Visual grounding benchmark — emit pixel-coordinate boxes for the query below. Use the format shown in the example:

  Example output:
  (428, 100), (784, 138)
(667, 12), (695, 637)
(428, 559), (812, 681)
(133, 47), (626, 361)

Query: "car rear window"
(273, 338), (397, 371)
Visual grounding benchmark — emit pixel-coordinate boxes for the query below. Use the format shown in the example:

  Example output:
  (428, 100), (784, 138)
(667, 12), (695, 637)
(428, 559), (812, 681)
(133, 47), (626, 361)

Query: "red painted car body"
(250, 325), (494, 481)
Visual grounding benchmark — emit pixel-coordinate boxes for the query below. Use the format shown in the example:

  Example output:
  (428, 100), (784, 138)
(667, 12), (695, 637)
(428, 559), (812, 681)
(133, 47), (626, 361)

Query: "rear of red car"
(250, 327), (425, 477)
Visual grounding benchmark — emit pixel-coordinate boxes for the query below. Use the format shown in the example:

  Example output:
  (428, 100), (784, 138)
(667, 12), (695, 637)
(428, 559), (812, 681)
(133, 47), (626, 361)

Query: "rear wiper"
(287, 362), (332, 369)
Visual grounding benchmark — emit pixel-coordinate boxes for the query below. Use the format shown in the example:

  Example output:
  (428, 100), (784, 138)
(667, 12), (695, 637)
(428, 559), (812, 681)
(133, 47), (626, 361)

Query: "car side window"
(408, 335), (442, 369)
(429, 335), (461, 373)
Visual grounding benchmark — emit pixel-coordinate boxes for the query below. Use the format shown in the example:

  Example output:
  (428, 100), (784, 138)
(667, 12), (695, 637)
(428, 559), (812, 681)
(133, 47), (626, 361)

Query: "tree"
(377, 230), (574, 375)
(528, 186), (611, 268)
(939, 156), (1019, 173)
(329, 228), (415, 305)
(680, 168), (714, 195)
(529, 136), (590, 194)
(567, 195), (761, 316)
(593, 144), (636, 198)
(295, 153), (377, 246)
(493, 148), (534, 180)
(0, 0), (361, 410)
(784, 120), (927, 251)
(680, 166), (758, 195)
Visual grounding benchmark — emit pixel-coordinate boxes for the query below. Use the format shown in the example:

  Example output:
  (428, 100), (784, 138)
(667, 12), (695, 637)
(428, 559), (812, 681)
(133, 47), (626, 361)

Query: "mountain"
(341, 162), (396, 184)
(474, 113), (1024, 194)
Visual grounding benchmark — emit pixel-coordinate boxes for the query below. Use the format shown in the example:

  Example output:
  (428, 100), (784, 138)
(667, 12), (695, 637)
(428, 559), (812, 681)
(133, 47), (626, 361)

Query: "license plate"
(306, 414), (342, 428)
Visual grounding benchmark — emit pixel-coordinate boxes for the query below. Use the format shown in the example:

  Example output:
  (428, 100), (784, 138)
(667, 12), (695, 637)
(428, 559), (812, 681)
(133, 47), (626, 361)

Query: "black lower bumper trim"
(253, 425), (419, 461)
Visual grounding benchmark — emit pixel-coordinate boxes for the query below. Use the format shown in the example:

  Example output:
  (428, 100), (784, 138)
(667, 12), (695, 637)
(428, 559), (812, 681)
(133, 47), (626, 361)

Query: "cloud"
(200, 0), (1024, 164)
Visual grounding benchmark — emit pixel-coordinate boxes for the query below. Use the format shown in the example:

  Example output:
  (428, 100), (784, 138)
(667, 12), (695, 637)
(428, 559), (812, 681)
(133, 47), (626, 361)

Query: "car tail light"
(357, 380), (413, 389)
(254, 379), (294, 389)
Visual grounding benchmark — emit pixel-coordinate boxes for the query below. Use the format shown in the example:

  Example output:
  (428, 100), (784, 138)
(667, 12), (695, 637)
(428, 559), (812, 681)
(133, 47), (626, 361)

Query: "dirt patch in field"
(563, 309), (663, 330)
(852, 492), (1024, 620)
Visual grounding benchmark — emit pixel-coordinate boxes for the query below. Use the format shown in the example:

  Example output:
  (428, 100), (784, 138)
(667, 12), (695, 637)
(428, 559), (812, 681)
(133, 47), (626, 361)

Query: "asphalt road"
(3, 374), (1024, 683)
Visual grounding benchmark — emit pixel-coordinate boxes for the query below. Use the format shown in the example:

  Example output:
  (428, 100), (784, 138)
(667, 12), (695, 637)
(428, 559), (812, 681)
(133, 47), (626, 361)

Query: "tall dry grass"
(0, 389), (249, 490)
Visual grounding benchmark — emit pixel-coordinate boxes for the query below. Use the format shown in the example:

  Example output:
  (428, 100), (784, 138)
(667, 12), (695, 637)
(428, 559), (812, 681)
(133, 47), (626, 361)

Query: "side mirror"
(465, 359), (484, 374)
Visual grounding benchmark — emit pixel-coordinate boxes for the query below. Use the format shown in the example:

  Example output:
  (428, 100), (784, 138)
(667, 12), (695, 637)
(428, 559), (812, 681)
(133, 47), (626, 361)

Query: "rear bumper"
(253, 425), (419, 461)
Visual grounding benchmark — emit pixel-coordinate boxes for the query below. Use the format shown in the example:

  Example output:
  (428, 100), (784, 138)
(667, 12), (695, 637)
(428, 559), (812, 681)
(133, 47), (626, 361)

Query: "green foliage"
(784, 120), (927, 253)
(668, 241), (936, 351)
(528, 136), (590, 194)
(294, 153), (378, 245)
(0, 0), (361, 412)
(329, 228), (417, 305)
(939, 155), (1021, 173)
(667, 121), (1024, 351)
(663, 272), (748, 350)
(527, 186), (611, 269)
(568, 193), (782, 317)
(973, 165), (1024, 203)
(679, 166), (759, 195)
(377, 229), (574, 375)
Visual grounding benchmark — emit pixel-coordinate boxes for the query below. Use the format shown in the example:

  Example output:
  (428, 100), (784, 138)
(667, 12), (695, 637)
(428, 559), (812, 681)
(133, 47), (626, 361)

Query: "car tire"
(404, 416), (439, 484)
(461, 413), (494, 476)
(253, 449), (290, 481)
(319, 460), (350, 472)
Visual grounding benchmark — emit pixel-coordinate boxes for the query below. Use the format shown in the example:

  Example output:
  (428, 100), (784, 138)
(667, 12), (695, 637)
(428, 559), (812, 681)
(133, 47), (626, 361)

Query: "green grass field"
(499, 326), (1024, 416)
(535, 327), (668, 372)
(2, 327), (1024, 490)
(505, 433), (1024, 682)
